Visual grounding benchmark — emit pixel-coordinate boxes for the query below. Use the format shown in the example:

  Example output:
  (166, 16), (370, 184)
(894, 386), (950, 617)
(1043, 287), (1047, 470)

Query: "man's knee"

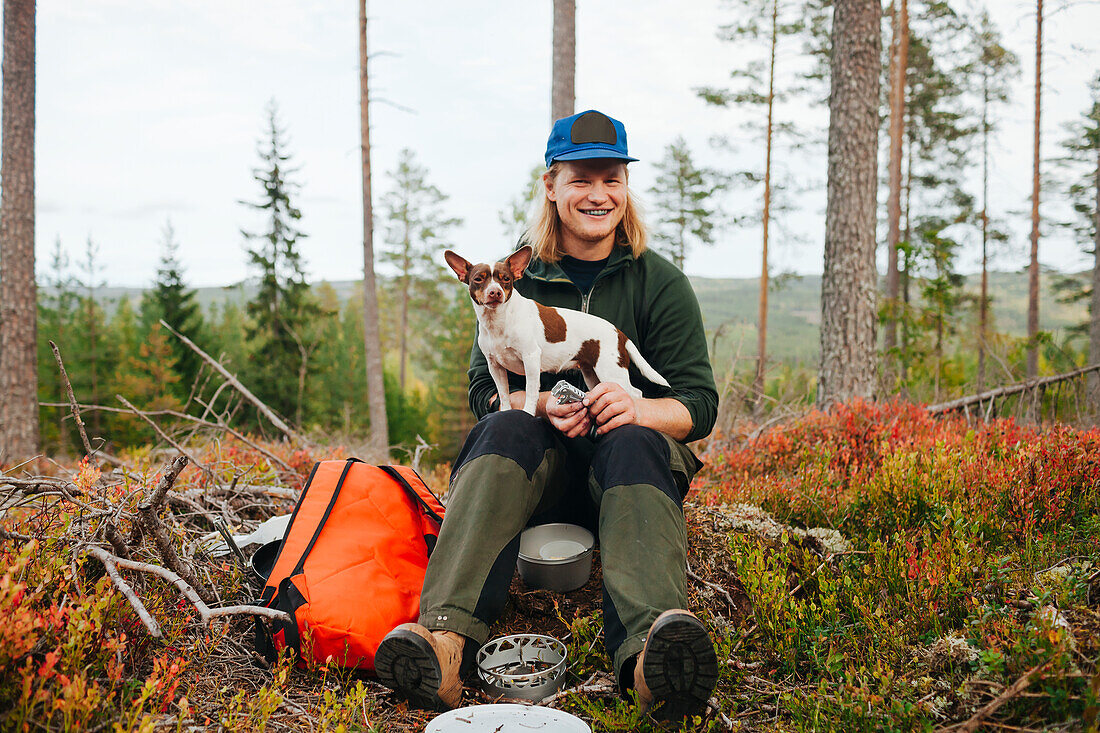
(590, 425), (684, 505)
(452, 409), (556, 481)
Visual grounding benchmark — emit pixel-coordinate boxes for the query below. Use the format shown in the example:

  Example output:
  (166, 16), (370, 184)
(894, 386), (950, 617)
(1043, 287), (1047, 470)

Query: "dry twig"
(936, 660), (1052, 732)
(49, 340), (94, 458)
(160, 319), (313, 447)
(85, 545), (290, 639)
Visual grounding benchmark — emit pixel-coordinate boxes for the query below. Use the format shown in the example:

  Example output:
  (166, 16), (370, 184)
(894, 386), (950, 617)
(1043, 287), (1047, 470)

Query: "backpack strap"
(379, 465), (444, 526)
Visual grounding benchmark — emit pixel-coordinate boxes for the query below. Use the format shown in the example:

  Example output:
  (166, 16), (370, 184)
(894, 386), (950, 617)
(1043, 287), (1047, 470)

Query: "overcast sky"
(22, 1), (1100, 288)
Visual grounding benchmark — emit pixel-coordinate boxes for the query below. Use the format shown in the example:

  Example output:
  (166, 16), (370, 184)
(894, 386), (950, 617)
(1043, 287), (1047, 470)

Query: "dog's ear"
(505, 245), (533, 280)
(444, 250), (472, 283)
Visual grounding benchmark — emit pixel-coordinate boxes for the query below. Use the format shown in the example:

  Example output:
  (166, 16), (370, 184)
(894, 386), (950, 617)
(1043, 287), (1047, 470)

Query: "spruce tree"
(1054, 74), (1100, 411)
(379, 148), (461, 392)
(140, 220), (205, 398)
(647, 137), (723, 271)
(241, 101), (320, 428)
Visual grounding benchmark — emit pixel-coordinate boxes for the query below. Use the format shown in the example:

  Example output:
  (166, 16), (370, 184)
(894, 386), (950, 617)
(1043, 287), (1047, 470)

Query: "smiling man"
(374, 110), (720, 722)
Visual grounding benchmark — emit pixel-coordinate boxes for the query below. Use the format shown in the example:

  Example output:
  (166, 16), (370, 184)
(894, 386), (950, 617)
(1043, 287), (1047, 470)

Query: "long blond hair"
(524, 161), (648, 263)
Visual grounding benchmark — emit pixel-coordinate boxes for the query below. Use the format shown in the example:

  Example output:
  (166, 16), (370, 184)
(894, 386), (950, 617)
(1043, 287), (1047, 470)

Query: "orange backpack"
(255, 459), (445, 670)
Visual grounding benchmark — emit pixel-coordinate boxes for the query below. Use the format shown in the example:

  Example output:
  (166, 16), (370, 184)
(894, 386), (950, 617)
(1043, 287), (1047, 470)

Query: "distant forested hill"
(72, 268), (1090, 372)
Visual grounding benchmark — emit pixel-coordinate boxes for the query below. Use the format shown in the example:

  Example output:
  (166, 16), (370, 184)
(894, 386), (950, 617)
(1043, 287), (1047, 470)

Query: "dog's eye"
(473, 274), (484, 283)
(500, 275), (511, 283)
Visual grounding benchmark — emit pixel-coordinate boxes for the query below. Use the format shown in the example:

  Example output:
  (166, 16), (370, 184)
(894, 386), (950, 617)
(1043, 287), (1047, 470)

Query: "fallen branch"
(39, 401), (294, 473)
(137, 455), (215, 604)
(937, 660), (1052, 732)
(160, 319), (313, 447)
(927, 364), (1100, 415)
(49, 340), (94, 458)
(687, 563), (737, 611)
(117, 395), (212, 476)
(85, 545), (290, 639)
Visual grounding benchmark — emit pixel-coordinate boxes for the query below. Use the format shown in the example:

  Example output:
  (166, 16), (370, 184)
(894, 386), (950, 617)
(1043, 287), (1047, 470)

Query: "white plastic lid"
(426, 704), (591, 732)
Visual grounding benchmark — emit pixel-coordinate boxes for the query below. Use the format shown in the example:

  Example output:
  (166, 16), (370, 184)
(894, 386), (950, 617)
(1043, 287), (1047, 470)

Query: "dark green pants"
(418, 410), (702, 680)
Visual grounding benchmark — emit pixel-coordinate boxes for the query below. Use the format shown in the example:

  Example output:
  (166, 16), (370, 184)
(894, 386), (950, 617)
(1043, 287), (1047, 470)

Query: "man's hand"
(584, 382), (641, 436)
(545, 392), (593, 438)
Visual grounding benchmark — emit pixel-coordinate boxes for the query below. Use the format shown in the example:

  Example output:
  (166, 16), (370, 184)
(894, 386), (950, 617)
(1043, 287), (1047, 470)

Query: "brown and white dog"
(444, 245), (669, 415)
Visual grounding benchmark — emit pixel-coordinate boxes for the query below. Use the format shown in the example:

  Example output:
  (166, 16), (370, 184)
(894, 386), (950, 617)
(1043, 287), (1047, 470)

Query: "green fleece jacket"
(467, 245), (719, 443)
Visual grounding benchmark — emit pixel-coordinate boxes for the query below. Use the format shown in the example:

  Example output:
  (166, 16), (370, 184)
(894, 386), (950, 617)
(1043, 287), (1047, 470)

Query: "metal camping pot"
(516, 523), (594, 592)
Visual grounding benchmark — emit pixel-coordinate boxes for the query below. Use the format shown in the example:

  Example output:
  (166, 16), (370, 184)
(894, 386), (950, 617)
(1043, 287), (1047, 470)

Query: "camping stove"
(476, 634), (568, 702)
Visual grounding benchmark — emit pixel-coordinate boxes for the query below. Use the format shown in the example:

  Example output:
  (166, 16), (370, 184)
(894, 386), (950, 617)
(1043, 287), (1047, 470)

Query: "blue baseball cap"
(544, 110), (638, 168)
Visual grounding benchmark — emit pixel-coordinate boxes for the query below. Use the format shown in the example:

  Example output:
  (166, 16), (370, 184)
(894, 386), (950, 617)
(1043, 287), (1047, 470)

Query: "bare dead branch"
(117, 395), (212, 476)
(40, 401), (296, 474)
(49, 340), (94, 458)
(687, 563), (737, 611)
(85, 546), (291, 638)
(102, 521), (131, 559)
(139, 455), (191, 512)
(927, 364), (1100, 415)
(0, 528), (32, 542)
(937, 660), (1052, 732)
(86, 545), (163, 636)
(160, 319), (313, 447)
(134, 455), (215, 604)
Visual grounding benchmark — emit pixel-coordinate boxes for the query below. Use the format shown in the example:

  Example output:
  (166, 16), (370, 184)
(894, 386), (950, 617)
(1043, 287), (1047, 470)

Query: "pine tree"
(551, 0), (575, 123)
(359, 0), (390, 460)
(75, 236), (108, 438)
(970, 9), (1018, 391)
(819, 0), (881, 405)
(140, 220), (205, 398)
(1054, 74), (1100, 411)
(1027, 0), (1044, 379)
(697, 0), (813, 406)
(895, 6), (978, 387)
(37, 237), (77, 451)
(0, 0), (38, 460)
(648, 137), (723, 271)
(427, 289), (478, 459)
(241, 101), (321, 428)
(379, 148), (462, 391)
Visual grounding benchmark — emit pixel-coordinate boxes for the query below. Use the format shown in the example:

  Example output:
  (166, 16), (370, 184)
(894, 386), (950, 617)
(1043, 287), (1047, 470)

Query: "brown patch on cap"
(617, 330), (630, 368)
(575, 339), (600, 369)
(537, 302), (567, 343)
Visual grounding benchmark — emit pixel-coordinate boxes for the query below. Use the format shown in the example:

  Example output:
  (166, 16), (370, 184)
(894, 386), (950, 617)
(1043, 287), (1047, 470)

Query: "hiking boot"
(375, 623), (466, 711)
(633, 609), (719, 720)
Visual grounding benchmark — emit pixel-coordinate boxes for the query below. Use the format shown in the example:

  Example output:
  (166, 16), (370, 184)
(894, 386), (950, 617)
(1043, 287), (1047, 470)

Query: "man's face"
(545, 159), (628, 248)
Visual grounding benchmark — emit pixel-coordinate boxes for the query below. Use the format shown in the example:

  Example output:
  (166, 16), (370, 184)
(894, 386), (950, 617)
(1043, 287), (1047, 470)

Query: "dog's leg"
(487, 359), (512, 411)
(580, 366), (600, 391)
(520, 350), (542, 416)
(595, 359), (643, 400)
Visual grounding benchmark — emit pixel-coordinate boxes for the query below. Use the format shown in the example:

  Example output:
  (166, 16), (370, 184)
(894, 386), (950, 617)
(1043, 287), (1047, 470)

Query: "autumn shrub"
(697, 399), (1100, 728)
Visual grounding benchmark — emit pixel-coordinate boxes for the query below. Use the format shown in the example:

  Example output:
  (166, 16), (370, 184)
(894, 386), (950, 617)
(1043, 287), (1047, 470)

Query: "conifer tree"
(241, 101), (320, 428)
(648, 137), (723, 271)
(140, 220), (205, 397)
(970, 9), (1018, 390)
(379, 148), (461, 391)
(697, 0), (813, 405)
(1055, 74), (1100, 411)
(37, 237), (77, 450)
(75, 236), (108, 438)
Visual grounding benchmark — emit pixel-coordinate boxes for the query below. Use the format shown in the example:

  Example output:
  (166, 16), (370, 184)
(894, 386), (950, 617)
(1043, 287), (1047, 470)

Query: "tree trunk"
(1089, 141), (1100, 415)
(551, 0), (575, 123)
(884, 0), (907, 362)
(1027, 0), (1043, 379)
(0, 0), (37, 462)
(359, 0), (390, 460)
(901, 119), (913, 386)
(978, 67), (990, 392)
(753, 0), (779, 409)
(819, 0), (881, 407)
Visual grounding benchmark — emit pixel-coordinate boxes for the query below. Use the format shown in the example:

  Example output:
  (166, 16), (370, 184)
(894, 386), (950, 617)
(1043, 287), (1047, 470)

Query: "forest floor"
(1, 399), (1098, 731)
